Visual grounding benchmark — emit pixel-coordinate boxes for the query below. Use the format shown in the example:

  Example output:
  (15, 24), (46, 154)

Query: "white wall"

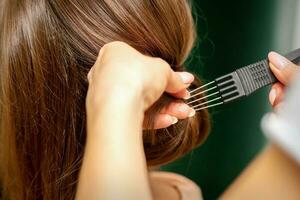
(273, 0), (298, 51)
(292, 0), (300, 49)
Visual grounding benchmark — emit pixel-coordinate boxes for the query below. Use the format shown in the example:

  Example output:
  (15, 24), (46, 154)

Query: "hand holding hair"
(86, 41), (196, 130)
(0, 0), (207, 199)
(78, 41), (197, 200)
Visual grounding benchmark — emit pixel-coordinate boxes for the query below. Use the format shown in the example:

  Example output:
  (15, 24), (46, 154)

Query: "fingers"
(143, 102), (195, 130)
(269, 83), (284, 107)
(268, 51), (300, 110)
(166, 71), (194, 99)
(171, 89), (191, 99)
(150, 114), (178, 130)
(268, 52), (300, 85)
(161, 102), (195, 119)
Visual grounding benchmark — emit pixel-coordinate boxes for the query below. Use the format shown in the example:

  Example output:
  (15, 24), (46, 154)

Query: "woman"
(1, 0), (300, 199)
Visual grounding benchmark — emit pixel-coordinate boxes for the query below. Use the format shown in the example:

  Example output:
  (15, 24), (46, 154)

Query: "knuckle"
(87, 71), (91, 81)
(98, 45), (107, 58)
(153, 57), (170, 73)
(105, 41), (130, 49)
(100, 43), (109, 52)
(287, 62), (297, 68)
(87, 67), (94, 82)
(98, 41), (131, 63)
(99, 41), (133, 59)
(156, 57), (169, 67)
(100, 41), (121, 53)
(285, 63), (300, 75)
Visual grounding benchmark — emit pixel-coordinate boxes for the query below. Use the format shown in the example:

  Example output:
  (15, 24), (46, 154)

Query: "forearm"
(76, 89), (152, 200)
(221, 143), (300, 200)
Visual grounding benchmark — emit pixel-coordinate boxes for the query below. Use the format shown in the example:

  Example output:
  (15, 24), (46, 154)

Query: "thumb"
(268, 51), (300, 85)
(165, 71), (194, 94)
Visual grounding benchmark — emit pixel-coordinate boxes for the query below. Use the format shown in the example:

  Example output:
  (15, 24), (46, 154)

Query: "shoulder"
(149, 171), (203, 200)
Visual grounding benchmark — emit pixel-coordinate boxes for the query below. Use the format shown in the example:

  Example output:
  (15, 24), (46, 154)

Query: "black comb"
(187, 49), (300, 111)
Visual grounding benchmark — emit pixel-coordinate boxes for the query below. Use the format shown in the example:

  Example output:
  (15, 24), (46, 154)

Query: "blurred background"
(162, 0), (300, 199)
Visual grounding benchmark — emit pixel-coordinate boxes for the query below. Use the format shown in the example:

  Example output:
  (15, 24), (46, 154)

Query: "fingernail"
(183, 90), (191, 100)
(188, 108), (196, 117)
(179, 72), (194, 84)
(178, 103), (191, 113)
(172, 117), (178, 125)
(269, 88), (277, 105)
(269, 52), (289, 70)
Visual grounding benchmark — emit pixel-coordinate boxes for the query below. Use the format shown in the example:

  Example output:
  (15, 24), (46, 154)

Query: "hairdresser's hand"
(268, 52), (300, 107)
(87, 41), (195, 130)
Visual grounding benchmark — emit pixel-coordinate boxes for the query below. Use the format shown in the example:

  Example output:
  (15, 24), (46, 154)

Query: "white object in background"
(262, 73), (300, 164)
(292, 0), (300, 49)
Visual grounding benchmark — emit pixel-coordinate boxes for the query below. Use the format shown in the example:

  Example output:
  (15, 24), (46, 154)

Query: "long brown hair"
(0, 0), (210, 199)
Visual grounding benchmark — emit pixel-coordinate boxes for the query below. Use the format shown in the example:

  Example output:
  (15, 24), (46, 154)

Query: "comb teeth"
(187, 61), (275, 110)
(187, 81), (224, 111)
(216, 72), (245, 103)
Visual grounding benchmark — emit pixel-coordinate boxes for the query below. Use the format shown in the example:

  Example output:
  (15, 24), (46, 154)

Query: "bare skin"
(76, 42), (300, 200)
(76, 41), (195, 200)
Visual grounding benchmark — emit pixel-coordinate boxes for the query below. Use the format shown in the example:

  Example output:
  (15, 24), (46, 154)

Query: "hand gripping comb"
(187, 49), (300, 111)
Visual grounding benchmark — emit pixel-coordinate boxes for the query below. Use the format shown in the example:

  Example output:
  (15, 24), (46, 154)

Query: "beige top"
(150, 172), (203, 200)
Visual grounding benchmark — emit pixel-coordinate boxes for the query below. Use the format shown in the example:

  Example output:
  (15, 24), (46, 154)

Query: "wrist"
(87, 84), (144, 115)
(86, 85), (144, 137)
